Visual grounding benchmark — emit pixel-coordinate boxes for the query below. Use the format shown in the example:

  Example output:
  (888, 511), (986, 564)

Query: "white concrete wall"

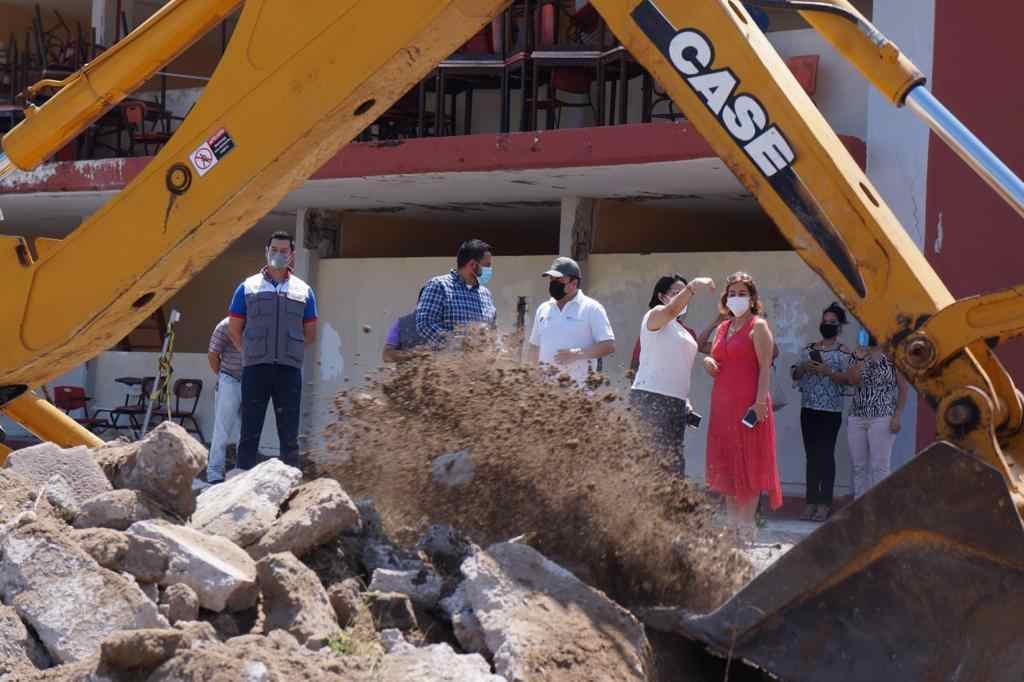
(310, 251), (918, 499)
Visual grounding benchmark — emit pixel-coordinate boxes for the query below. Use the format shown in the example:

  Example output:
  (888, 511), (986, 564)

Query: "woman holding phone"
(791, 303), (854, 522)
(703, 272), (782, 542)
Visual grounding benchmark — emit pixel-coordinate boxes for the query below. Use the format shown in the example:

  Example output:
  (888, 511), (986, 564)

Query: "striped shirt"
(415, 270), (497, 348)
(209, 317), (243, 379)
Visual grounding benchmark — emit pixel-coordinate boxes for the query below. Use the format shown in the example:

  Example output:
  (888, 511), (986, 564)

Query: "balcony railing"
(1, 1), (815, 163)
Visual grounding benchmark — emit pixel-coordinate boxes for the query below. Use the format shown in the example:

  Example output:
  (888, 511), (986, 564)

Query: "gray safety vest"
(239, 271), (314, 369)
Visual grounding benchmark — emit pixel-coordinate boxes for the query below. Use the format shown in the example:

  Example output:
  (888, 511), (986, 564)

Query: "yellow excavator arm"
(3, 1), (1024, 678)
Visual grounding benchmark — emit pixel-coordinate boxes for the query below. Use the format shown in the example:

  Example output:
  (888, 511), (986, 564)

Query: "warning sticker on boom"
(189, 128), (236, 177)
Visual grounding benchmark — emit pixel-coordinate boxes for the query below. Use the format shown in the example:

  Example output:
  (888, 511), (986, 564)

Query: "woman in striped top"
(837, 330), (908, 498)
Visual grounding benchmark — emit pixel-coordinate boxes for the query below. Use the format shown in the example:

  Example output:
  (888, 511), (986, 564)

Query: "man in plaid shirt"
(416, 239), (497, 348)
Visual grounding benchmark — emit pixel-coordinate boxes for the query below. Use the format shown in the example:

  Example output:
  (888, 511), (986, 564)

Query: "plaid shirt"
(416, 270), (497, 347)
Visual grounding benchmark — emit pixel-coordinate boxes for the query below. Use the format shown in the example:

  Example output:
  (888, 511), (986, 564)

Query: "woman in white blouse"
(630, 273), (715, 476)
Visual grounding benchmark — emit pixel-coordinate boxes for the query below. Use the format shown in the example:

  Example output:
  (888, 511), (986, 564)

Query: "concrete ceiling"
(0, 156), (757, 237)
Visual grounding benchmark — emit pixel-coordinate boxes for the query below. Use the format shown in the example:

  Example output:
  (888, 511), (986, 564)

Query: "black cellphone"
(686, 410), (703, 429)
(809, 349), (824, 364)
(741, 409), (758, 428)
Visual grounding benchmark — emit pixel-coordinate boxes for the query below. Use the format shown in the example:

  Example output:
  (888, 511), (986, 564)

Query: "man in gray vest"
(228, 231), (318, 471)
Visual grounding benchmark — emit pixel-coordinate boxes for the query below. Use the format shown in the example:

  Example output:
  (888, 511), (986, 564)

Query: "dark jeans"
(801, 407), (843, 505)
(239, 364), (302, 471)
(629, 389), (687, 477)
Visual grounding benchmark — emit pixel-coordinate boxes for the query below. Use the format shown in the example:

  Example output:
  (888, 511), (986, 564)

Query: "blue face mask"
(858, 329), (870, 347)
(477, 265), (493, 286)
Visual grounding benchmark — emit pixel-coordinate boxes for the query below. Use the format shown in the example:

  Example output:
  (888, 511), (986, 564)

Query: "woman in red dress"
(703, 272), (782, 540)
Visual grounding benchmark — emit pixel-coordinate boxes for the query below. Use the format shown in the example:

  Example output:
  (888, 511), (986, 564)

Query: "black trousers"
(238, 364), (302, 471)
(801, 407), (843, 505)
(629, 389), (687, 477)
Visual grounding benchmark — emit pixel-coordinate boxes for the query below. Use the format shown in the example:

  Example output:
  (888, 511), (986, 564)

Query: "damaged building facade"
(3, 0), (1018, 505)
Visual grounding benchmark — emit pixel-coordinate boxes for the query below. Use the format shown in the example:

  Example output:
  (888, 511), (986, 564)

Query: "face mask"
(267, 251), (289, 269)
(820, 323), (840, 339)
(477, 265), (493, 286)
(549, 280), (567, 300)
(726, 296), (750, 317)
(679, 305), (688, 317)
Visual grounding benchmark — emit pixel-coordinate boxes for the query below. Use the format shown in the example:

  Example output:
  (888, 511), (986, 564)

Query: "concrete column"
(558, 196), (597, 283)
(865, 0), (935, 468)
(292, 208), (342, 460)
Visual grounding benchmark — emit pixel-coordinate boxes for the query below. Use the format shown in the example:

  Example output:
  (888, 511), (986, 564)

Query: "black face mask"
(549, 280), (567, 300)
(820, 323), (840, 339)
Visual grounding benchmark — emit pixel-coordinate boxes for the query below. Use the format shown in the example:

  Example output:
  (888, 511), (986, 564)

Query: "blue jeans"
(207, 372), (242, 482)
(238, 364), (302, 471)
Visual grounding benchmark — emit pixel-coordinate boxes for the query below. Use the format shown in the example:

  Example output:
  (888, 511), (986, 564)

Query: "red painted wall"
(921, 1), (1024, 447)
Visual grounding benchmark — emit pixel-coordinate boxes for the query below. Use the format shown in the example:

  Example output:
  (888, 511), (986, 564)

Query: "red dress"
(706, 316), (783, 509)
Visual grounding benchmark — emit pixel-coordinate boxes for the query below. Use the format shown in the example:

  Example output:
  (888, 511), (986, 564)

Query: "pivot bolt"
(945, 400), (979, 430)
(905, 336), (936, 369)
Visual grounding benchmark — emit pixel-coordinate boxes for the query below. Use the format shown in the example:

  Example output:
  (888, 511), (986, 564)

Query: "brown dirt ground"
(313, 333), (753, 615)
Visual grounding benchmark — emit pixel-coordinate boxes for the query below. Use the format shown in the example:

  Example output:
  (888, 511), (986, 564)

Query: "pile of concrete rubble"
(0, 422), (656, 681)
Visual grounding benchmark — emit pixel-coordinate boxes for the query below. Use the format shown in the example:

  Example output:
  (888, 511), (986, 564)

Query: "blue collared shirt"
(415, 270), (497, 347)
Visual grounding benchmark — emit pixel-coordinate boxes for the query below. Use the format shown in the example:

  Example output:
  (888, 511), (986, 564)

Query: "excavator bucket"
(643, 442), (1024, 681)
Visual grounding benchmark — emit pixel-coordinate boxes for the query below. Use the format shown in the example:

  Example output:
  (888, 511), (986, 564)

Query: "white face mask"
(679, 305), (688, 317)
(726, 296), (751, 317)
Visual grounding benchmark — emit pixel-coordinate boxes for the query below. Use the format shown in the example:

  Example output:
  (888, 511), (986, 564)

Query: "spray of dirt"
(313, 333), (753, 613)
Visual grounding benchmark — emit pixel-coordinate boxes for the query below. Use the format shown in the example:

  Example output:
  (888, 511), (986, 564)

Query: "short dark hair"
(267, 231), (295, 250)
(649, 274), (688, 309)
(822, 302), (848, 325)
(456, 239), (492, 268)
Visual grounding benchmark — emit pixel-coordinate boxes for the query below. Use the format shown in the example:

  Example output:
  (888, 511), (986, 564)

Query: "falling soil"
(314, 332), (753, 614)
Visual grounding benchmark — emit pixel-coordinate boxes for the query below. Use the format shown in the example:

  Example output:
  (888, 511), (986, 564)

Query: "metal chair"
(151, 378), (205, 443)
(94, 375), (159, 439)
(52, 385), (109, 434)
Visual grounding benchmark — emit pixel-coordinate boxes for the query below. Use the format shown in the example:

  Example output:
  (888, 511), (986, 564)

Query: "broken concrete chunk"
(327, 578), (364, 628)
(418, 523), (476, 573)
(461, 542), (651, 682)
(361, 539), (422, 575)
(266, 629), (301, 650)
(42, 474), (80, 523)
(257, 553), (338, 650)
(378, 628), (407, 654)
(366, 592), (418, 631)
(0, 604), (51, 675)
(453, 610), (488, 655)
(74, 490), (172, 531)
(71, 528), (169, 583)
(71, 528), (128, 571)
(0, 470), (36, 522)
(191, 459), (302, 547)
(128, 521), (257, 613)
(140, 582), (160, 604)
(430, 449), (475, 487)
(100, 628), (184, 671)
(369, 568), (442, 609)
(174, 620), (219, 647)
(377, 642), (505, 682)
(5, 443), (112, 506)
(0, 520), (167, 664)
(249, 478), (362, 559)
(161, 584), (200, 626)
(93, 422), (206, 518)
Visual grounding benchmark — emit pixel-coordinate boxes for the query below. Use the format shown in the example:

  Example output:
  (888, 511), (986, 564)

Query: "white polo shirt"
(529, 291), (615, 384)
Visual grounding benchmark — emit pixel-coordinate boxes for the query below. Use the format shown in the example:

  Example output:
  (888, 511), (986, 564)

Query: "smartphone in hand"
(809, 349), (823, 364)
(741, 408), (758, 429)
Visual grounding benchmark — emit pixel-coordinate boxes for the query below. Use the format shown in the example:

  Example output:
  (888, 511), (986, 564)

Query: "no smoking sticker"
(189, 128), (236, 177)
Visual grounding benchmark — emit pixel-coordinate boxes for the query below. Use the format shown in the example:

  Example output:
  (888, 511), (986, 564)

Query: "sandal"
(800, 504), (817, 521)
(811, 505), (831, 522)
